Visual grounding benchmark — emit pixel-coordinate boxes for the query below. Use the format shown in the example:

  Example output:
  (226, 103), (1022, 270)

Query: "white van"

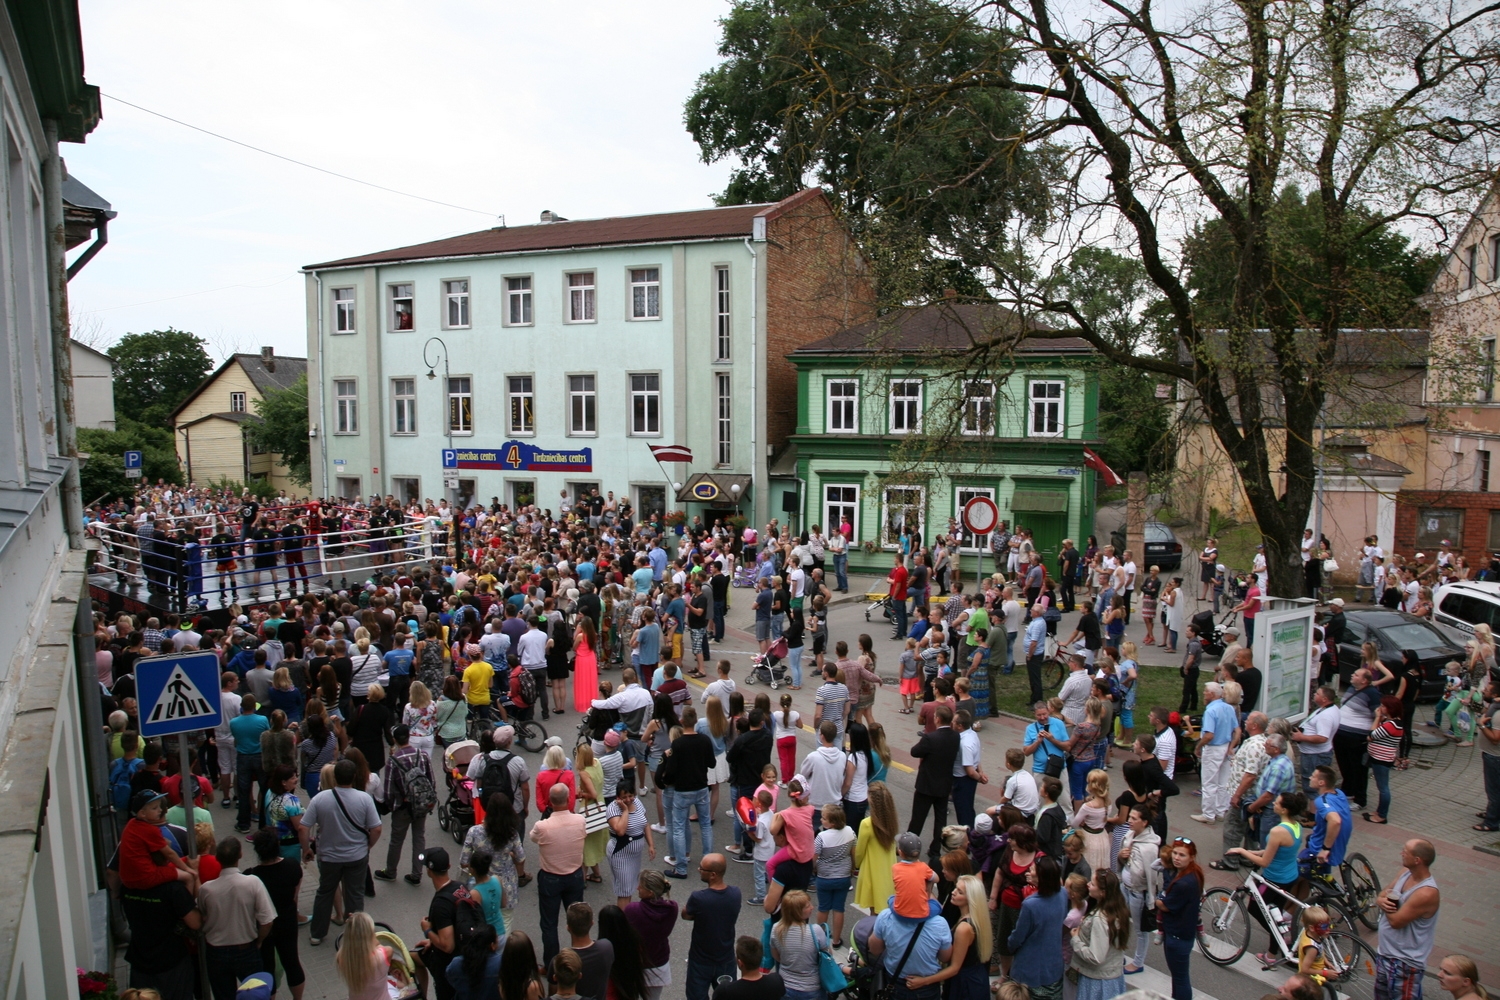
(1432, 581), (1500, 640)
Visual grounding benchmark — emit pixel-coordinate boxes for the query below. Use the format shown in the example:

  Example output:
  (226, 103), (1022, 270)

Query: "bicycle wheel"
(1046, 657), (1067, 689)
(1341, 853), (1381, 931)
(1197, 887), (1250, 965)
(1320, 931), (1378, 1000)
(516, 720), (548, 753)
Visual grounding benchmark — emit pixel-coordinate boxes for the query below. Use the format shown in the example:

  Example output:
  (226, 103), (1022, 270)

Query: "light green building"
(788, 304), (1101, 576)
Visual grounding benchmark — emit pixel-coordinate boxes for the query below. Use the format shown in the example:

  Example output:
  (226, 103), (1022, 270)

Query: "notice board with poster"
(1254, 603), (1316, 723)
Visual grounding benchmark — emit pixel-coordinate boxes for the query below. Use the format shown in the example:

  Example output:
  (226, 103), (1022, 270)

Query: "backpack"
(392, 750), (437, 814)
(515, 665), (536, 707)
(446, 884), (488, 951)
(110, 757), (144, 811)
(479, 751), (517, 804)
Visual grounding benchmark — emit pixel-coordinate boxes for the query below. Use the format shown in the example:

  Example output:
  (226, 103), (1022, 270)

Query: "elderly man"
(1246, 732), (1297, 847)
(530, 782), (587, 967)
(1023, 602), (1049, 705)
(1193, 682), (1239, 824)
(1214, 711), (1268, 871)
(1292, 685), (1341, 791)
(198, 836), (275, 1000)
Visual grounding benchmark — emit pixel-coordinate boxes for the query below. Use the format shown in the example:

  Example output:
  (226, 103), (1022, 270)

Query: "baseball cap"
(1329, 598), (1345, 608)
(235, 973), (276, 1000)
(1223, 627), (1239, 637)
(420, 847), (451, 872)
(896, 831), (924, 856)
(130, 789), (167, 813)
(603, 730), (622, 748)
(493, 725), (516, 747)
(543, 736), (564, 748)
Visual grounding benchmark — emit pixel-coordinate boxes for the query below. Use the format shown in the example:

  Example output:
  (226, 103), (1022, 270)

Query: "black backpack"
(446, 883), (488, 951)
(514, 666), (536, 707)
(479, 751), (516, 805)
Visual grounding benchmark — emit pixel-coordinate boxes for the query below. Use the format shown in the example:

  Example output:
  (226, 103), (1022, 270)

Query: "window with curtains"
(569, 374), (596, 435)
(507, 375), (534, 435)
(630, 267), (661, 319)
(506, 275), (533, 325)
(448, 377), (472, 434)
(568, 271), (596, 322)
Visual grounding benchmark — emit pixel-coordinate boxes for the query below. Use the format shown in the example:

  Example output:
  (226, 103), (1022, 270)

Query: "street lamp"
(423, 337), (457, 557)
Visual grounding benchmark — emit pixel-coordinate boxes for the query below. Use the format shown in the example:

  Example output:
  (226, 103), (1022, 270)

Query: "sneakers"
(650, 823), (667, 833)
(746, 896), (766, 906)
(663, 869), (687, 879)
(308, 937), (324, 947)
(403, 874), (423, 886)
(220, 798), (233, 810)
(1191, 814), (1218, 824)
(373, 869), (397, 882)
(733, 852), (754, 863)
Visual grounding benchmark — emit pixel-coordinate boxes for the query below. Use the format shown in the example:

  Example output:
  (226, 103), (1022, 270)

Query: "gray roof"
(61, 172), (115, 219)
(235, 353), (307, 396)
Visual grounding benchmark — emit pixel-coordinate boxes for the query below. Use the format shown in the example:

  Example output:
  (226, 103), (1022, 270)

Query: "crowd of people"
(95, 484), (1497, 1000)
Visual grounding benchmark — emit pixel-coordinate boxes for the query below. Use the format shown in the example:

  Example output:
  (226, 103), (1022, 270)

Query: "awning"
(676, 473), (752, 503)
(1010, 488), (1068, 512)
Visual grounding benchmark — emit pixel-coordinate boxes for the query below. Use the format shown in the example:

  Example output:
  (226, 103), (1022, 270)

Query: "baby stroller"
(733, 564), (758, 588)
(1191, 609), (1238, 658)
(332, 922), (420, 999)
(436, 739), (480, 845)
(832, 913), (883, 999)
(863, 588), (894, 623)
(745, 636), (789, 688)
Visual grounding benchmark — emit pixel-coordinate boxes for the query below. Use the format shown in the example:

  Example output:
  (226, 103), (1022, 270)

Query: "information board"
(1255, 605), (1315, 723)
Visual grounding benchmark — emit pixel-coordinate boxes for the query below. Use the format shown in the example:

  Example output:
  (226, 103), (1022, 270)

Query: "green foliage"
(107, 329), (214, 426)
(206, 476), (277, 501)
(242, 373), (312, 489)
(77, 418), (180, 504)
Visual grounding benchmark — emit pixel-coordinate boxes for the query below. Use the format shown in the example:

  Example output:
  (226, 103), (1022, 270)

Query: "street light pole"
(424, 336), (456, 560)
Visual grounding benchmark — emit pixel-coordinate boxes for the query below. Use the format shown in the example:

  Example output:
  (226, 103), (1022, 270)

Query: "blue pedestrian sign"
(441, 449), (457, 469)
(137, 651), (223, 737)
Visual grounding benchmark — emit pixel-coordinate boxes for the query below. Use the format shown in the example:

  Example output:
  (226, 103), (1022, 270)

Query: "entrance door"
(1018, 511), (1067, 567)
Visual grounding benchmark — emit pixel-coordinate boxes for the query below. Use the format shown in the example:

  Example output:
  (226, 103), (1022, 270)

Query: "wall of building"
(177, 417), (247, 486)
(68, 343), (113, 429)
(1394, 489), (1500, 571)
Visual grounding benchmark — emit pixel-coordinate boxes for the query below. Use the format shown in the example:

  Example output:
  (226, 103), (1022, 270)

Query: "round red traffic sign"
(962, 495), (1000, 535)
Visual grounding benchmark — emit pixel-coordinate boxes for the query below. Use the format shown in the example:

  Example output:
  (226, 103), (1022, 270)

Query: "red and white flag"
(1083, 447), (1123, 486)
(648, 444), (693, 463)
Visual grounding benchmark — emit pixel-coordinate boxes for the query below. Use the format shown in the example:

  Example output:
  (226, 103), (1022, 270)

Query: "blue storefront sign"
(445, 442), (593, 473)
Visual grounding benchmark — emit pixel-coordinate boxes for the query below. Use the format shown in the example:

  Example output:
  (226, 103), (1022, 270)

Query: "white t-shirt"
(753, 810), (776, 861)
(1123, 561), (1138, 592)
(1299, 704), (1340, 755)
(1155, 726), (1178, 779)
(1301, 536), (1314, 563)
(789, 566), (806, 599)
(1004, 769), (1040, 813)
(1002, 600), (1025, 634)
(772, 709), (802, 741)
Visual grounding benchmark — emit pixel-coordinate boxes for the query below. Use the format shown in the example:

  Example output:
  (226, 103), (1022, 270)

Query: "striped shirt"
(814, 827), (857, 879)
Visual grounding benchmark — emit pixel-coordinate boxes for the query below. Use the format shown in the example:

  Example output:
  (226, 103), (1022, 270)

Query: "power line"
(103, 93), (500, 218)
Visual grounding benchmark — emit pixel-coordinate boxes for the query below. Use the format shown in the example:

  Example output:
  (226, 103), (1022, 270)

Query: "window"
(568, 374), (596, 435)
(391, 378), (416, 435)
(506, 276), (533, 325)
(448, 377), (472, 434)
(1029, 380), (1064, 437)
(827, 379), (858, 433)
(715, 372), (732, 467)
(333, 287), (356, 334)
(507, 376), (534, 435)
(824, 484), (859, 542)
(444, 279), (470, 328)
(954, 486), (996, 550)
(390, 283), (414, 331)
(881, 485), (925, 547)
(229, 391), (246, 413)
(1480, 449), (1492, 492)
(636, 485), (666, 518)
(568, 271), (596, 322)
(1466, 244), (1479, 289)
(889, 380), (922, 434)
(629, 373), (661, 435)
(714, 265), (731, 360)
(1414, 508), (1462, 550)
(509, 480), (535, 509)
(391, 477), (420, 504)
(1483, 339), (1495, 403)
(962, 380), (994, 435)
(630, 267), (661, 320)
(336, 476), (362, 500)
(1492, 234), (1500, 283)
(1490, 511), (1500, 550)
(334, 379), (358, 434)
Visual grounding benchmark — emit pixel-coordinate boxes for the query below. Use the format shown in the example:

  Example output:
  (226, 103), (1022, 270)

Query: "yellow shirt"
(1296, 928), (1328, 981)
(463, 661), (494, 706)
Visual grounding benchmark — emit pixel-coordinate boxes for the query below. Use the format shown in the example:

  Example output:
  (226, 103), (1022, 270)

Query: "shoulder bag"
(874, 915), (934, 1000)
(329, 786), (371, 838)
(816, 923), (850, 994)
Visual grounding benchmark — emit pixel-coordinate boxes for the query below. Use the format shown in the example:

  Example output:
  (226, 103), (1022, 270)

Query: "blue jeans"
(1244, 617), (1255, 647)
(684, 955), (737, 1000)
(235, 751), (263, 829)
(1162, 932), (1194, 1000)
(788, 645), (804, 687)
(1004, 631), (1017, 673)
(892, 598), (909, 637)
(1299, 750), (1332, 793)
(1483, 751), (1500, 826)
(669, 787), (712, 874)
(206, 941), (264, 1000)
(1371, 762), (1393, 820)
(537, 867), (585, 968)
(833, 552), (848, 591)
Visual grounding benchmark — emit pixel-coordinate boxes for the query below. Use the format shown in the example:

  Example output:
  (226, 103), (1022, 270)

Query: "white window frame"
(567, 271), (596, 323)
(448, 376), (473, 435)
(629, 267), (662, 320)
(443, 279), (471, 329)
(881, 484), (925, 549)
(889, 379), (923, 434)
(1029, 379), (1065, 437)
(1482, 339), (1496, 403)
(229, 391), (246, 413)
(568, 373), (597, 436)
(391, 476), (421, 504)
(961, 379), (995, 436)
(334, 379), (358, 434)
(827, 379), (858, 433)
(507, 375), (535, 436)
(629, 372), (662, 437)
(954, 486), (996, 552)
(389, 283), (414, 332)
(715, 372), (732, 467)
(332, 287), (356, 334)
(823, 483), (860, 543)
(714, 265), (732, 360)
(505, 275), (533, 326)
(391, 378), (417, 436)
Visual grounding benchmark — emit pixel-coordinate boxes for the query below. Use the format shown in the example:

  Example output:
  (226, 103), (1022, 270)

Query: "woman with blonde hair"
(1438, 954), (1489, 1000)
(575, 742), (608, 884)
(346, 684), (393, 773)
(1074, 768), (1113, 875)
(906, 873), (992, 998)
(349, 631), (383, 706)
(268, 666), (305, 723)
(1360, 641), (1397, 690)
(401, 680), (437, 754)
(853, 780), (899, 913)
(768, 889), (828, 1000)
(697, 696), (731, 818)
(335, 912), (389, 1000)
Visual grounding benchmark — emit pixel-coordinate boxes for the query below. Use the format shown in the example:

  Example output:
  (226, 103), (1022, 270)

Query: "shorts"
(755, 620), (771, 641)
(710, 752), (730, 785)
(900, 677), (923, 695)
(689, 627), (708, 657)
(216, 740), (236, 778)
(816, 876), (852, 912)
(812, 634), (827, 656)
(672, 634), (683, 660)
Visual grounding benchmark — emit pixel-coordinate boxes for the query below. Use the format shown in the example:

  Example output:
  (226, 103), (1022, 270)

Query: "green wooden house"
(787, 304), (1101, 577)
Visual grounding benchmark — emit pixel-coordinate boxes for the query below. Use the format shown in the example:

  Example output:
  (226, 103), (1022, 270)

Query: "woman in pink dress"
(573, 616), (599, 714)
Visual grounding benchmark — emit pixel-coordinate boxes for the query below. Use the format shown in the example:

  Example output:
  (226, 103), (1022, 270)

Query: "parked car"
(1432, 581), (1500, 639)
(1334, 610), (1466, 700)
(1110, 520), (1183, 572)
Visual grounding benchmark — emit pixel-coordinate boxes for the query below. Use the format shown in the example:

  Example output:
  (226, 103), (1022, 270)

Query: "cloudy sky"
(65, 1), (736, 362)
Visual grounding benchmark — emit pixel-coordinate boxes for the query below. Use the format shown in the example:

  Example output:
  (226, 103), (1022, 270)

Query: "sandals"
(517, 874), (533, 887)
(1209, 860), (1237, 871)
(1362, 812), (1388, 824)
(584, 872), (603, 883)
(1474, 824), (1499, 832)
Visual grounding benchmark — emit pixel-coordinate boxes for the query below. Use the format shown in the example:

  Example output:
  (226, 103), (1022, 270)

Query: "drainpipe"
(744, 236), (759, 525)
(43, 119), (84, 548)
(314, 272), (329, 496)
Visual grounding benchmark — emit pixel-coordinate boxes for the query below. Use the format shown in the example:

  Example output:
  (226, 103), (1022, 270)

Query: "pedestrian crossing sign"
(137, 651), (223, 737)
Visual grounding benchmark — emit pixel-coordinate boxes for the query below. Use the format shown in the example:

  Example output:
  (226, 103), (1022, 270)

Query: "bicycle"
(1303, 853), (1381, 931)
(1199, 864), (1377, 1000)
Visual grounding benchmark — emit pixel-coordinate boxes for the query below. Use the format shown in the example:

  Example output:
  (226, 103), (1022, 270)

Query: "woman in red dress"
(573, 615), (599, 714)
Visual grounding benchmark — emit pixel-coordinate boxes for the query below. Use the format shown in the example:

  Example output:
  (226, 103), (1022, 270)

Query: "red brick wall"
(764, 192), (875, 453)
(1394, 489), (1500, 566)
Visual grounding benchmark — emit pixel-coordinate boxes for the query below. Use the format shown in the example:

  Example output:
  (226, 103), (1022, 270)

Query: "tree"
(108, 329), (214, 427)
(77, 418), (180, 504)
(691, 0), (1500, 598)
(242, 373), (311, 489)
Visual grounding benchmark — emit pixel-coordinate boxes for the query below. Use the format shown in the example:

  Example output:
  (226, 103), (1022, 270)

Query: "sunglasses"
(1173, 837), (1194, 846)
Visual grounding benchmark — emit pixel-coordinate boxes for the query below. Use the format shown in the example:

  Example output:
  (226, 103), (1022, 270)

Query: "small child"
(1431, 661), (1464, 728)
(548, 947), (585, 1000)
(967, 812), (1004, 876)
(934, 648), (951, 679)
(755, 764), (780, 813)
(1060, 872), (1089, 969)
(1286, 904), (1335, 979)
(468, 849), (506, 939)
(1061, 832), (1092, 882)
(891, 831), (940, 918)
(813, 803), (857, 946)
(899, 638), (921, 715)
(764, 777), (814, 882)
(118, 790), (195, 891)
(748, 788), (776, 904)
(954, 677), (976, 722)
(1000, 747), (1040, 813)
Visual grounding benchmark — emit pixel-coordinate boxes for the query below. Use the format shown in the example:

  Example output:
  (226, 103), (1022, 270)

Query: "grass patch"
(987, 663), (1189, 720)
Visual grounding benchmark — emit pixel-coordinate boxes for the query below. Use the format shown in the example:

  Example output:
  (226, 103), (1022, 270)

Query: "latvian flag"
(1083, 447), (1123, 486)
(649, 443), (694, 463)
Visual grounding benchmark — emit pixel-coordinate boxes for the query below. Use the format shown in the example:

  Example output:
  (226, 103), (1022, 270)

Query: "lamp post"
(424, 336), (456, 559)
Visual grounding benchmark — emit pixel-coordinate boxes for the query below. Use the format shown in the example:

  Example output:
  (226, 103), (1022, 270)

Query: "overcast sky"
(65, 1), (736, 362)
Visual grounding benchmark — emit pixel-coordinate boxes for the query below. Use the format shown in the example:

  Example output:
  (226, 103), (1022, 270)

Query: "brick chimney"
(260, 345), (275, 372)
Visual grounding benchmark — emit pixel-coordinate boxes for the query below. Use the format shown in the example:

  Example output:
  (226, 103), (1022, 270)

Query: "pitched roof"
(792, 303), (1083, 356)
(303, 188), (830, 271)
(170, 352), (308, 421)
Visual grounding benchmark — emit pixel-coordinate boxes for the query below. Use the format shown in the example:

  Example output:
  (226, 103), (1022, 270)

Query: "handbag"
(1323, 557), (1340, 573)
(816, 923), (849, 994)
(577, 800), (610, 835)
(1139, 899), (1158, 932)
(1044, 753), (1065, 778)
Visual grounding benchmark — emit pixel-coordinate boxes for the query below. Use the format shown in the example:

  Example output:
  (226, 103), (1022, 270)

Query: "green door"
(1010, 486), (1070, 568)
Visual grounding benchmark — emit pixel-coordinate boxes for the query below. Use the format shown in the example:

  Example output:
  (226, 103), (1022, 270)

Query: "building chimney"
(539, 210), (568, 223)
(260, 346), (275, 372)
(943, 288), (958, 300)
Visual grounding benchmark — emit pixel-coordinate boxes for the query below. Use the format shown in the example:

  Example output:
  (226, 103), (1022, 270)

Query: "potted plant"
(664, 509), (687, 535)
